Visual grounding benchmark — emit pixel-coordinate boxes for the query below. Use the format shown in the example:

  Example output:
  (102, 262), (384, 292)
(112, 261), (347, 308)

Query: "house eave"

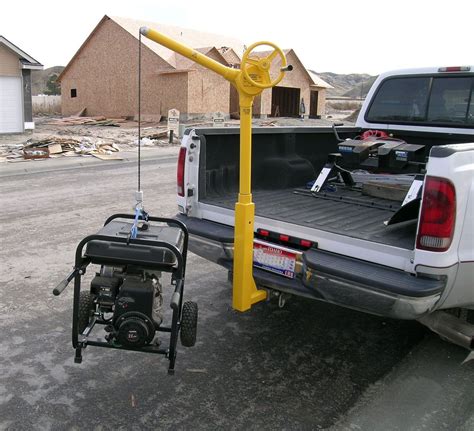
(310, 84), (329, 90)
(21, 63), (44, 70)
(0, 35), (42, 65)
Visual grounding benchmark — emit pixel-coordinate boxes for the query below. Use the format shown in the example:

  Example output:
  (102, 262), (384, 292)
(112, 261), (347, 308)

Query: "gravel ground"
(0, 158), (427, 430)
(2, 116), (470, 431)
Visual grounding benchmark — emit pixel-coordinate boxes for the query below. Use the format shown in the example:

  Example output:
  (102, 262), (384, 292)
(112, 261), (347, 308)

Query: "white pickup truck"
(175, 66), (474, 349)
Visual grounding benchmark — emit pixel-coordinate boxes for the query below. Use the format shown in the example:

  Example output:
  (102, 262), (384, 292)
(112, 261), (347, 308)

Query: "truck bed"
(194, 126), (449, 251)
(202, 187), (417, 250)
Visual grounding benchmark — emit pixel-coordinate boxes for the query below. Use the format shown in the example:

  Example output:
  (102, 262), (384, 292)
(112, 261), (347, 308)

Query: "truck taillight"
(177, 147), (186, 197)
(416, 176), (456, 252)
(256, 228), (315, 250)
(438, 66), (471, 72)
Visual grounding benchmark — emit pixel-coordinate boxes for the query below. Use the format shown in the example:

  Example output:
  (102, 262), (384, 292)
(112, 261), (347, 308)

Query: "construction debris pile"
(0, 116), (185, 163)
(45, 116), (127, 127)
(1, 137), (123, 163)
(0, 112), (247, 164)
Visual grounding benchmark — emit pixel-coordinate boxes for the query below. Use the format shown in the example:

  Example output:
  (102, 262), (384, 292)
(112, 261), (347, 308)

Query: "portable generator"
(53, 214), (197, 374)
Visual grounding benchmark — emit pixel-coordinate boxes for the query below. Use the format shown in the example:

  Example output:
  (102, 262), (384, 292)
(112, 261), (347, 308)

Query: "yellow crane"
(140, 26), (291, 311)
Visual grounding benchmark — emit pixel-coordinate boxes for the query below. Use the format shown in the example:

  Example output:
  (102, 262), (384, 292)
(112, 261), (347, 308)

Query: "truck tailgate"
(175, 214), (445, 319)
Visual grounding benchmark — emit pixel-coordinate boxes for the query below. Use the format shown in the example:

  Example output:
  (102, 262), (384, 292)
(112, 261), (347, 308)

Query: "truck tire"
(180, 301), (198, 347)
(78, 291), (94, 335)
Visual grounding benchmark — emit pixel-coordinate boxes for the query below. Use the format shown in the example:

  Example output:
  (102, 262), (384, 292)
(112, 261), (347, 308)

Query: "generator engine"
(90, 268), (163, 348)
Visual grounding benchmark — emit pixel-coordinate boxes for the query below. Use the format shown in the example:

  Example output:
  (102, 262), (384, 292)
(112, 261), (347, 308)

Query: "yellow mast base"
(232, 197), (267, 311)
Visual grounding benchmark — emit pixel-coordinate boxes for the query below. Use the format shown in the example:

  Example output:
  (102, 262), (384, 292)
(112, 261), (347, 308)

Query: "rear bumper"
(176, 214), (446, 320)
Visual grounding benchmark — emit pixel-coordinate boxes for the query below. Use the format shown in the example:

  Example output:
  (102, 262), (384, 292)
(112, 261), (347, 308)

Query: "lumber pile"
(259, 120), (278, 127)
(143, 130), (168, 140)
(45, 116), (127, 127)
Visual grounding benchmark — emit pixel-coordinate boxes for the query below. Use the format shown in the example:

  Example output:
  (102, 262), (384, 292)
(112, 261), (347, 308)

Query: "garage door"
(0, 76), (23, 133)
(271, 86), (300, 117)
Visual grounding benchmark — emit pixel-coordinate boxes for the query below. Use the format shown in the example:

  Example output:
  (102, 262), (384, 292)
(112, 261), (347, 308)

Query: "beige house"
(59, 15), (330, 120)
(0, 36), (43, 133)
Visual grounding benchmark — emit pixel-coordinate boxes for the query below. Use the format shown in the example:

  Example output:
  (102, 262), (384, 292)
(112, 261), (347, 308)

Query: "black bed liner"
(201, 187), (416, 250)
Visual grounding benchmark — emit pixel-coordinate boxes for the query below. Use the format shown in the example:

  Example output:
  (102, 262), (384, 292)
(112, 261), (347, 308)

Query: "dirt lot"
(0, 157), (428, 430)
(1, 120), (473, 430)
(1, 155), (473, 430)
(0, 114), (352, 166)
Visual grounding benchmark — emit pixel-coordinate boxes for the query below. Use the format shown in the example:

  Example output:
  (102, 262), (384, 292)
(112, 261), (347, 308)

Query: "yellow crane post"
(140, 27), (291, 311)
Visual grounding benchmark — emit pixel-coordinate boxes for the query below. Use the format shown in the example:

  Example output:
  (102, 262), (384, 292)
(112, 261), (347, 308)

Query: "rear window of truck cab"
(366, 75), (474, 127)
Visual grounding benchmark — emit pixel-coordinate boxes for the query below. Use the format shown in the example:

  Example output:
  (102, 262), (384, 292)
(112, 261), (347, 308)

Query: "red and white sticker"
(253, 240), (297, 279)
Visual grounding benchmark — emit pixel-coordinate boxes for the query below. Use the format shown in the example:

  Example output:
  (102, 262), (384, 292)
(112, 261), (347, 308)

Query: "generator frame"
(54, 214), (189, 374)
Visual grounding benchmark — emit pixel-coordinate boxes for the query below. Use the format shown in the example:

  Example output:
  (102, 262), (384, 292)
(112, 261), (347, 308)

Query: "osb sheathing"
(229, 85), (261, 117)
(0, 45), (21, 76)
(259, 50), (317, 116)
(219, 48), (241, 66)
(60, 18), (178, 118)
(60, 17), (323, 118)
(186, 50), (230, 116)
(312, 88), (326, 116)
(154, 72), (188, 115)
(228, 50), (323, 117)
(229, 85), (239, 116)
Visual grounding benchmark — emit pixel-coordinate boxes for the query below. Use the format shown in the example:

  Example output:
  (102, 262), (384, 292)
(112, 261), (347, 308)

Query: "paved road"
(0, 157), (472, 430)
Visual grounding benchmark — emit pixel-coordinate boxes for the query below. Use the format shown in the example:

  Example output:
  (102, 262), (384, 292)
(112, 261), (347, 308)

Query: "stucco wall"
(0, 45), (20, 76)
(60, 17), (175, 117)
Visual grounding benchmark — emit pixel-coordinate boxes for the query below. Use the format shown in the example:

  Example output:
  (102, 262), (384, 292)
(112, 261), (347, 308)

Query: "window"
(366, 75), (474, 127)
(71, 88), (77, 98)
(468, 87), (474, 125)
(427, 77), (472, 124)
(366, 77), (430, 123)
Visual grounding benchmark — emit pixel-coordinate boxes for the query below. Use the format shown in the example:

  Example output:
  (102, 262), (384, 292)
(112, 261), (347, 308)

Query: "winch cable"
(130, 31), (147, 240)
(137, 30), (142, 195)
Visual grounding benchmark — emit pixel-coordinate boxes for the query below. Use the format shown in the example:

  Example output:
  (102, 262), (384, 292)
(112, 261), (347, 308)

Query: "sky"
(1, 0), (472, 75)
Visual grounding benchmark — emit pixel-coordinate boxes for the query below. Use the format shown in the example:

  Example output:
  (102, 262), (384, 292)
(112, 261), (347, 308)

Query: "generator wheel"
(78, 291), (94, 335)
(180, 301), (198, 347)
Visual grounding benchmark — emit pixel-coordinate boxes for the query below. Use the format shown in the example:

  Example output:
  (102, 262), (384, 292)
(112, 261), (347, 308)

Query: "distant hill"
(31, 66), (65, 95)
(342, 75), (378, 98)
(312, 71), (376, 98)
